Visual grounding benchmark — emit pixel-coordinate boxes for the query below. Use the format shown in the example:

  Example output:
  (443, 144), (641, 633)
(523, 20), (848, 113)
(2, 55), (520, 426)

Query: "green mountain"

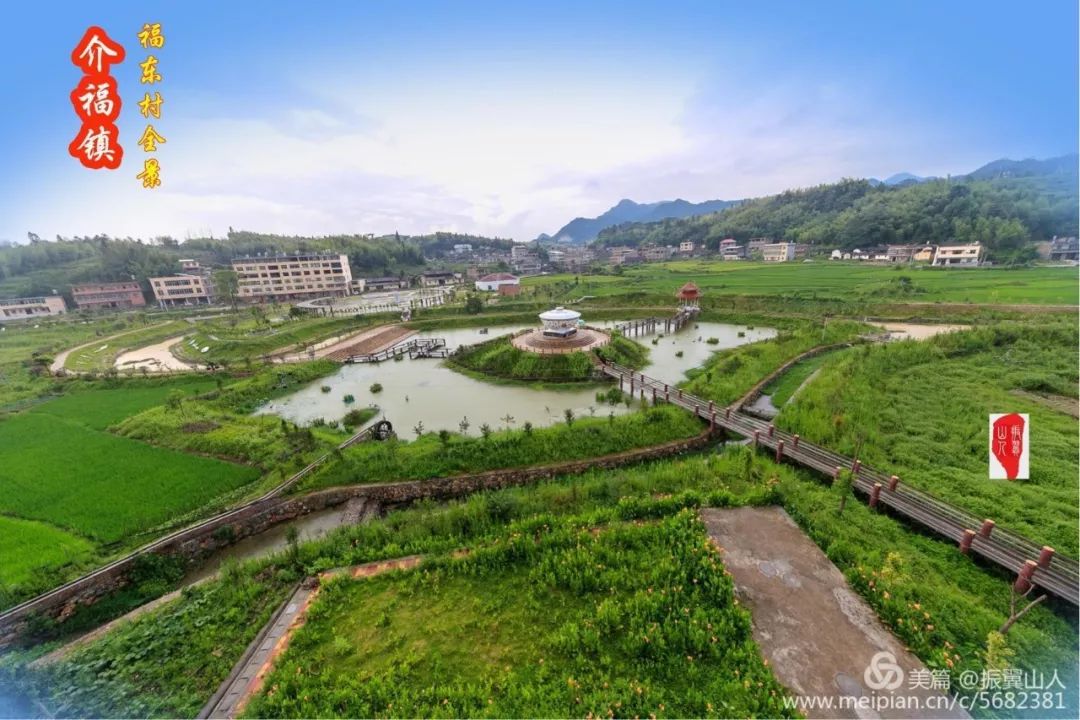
(546, 197), (739, 245)
(594, 155), (1078, 262)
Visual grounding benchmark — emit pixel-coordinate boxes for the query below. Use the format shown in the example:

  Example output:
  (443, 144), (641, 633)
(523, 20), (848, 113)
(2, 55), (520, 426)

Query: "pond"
(256, 321), (776, 433)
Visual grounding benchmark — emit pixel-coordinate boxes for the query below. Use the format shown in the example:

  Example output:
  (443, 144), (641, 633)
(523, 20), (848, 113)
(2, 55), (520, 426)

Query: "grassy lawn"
(524, 262), (1079, 305)
(245, 512), (790, 719)
(0, 377), (265, 607)
(777, 323), (1080, 555)
(0, 412), (259, 544)
(0, 517), (95, 589)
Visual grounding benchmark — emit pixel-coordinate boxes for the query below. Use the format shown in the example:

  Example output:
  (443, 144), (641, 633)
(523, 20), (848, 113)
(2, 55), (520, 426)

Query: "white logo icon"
(864, 651), (904, 691)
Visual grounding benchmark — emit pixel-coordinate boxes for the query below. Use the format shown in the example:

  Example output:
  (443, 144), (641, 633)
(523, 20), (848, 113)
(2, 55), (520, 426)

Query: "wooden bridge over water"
(615, 306), (700, 337)
(599, 361), (1080, 605)
(344, 337), (447, 363)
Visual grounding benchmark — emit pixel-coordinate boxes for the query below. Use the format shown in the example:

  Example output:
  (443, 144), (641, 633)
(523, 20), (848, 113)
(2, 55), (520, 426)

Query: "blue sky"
(1, 0), (1076, 242)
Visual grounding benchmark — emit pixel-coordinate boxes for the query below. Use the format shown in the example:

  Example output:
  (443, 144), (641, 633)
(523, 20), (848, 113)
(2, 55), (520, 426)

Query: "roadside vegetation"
(777, 322), (1080, 555)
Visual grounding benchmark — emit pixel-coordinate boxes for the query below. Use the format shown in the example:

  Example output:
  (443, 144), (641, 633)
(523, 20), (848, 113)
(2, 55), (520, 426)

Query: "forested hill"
(0, 231), (511, 298)
(595, 155), (1079, 262)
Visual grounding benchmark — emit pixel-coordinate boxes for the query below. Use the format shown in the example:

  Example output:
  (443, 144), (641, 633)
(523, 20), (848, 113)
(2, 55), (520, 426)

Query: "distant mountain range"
(542, 154), (1077, 246)
(543, 198), (739, 245)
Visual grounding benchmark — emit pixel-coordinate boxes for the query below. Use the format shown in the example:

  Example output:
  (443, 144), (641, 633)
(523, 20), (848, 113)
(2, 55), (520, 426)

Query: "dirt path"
(49, 322), (176, 374)
(700, 507), (966, 719)
(114, 336), (198, 372)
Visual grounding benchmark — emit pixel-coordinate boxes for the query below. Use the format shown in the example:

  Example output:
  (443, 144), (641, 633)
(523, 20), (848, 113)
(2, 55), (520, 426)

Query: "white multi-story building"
(679, 241), (695, 254)
(475, 273), (520, 292)
(150, 274), (213, 307)
(761, 242), (796, 262)
(232, 253), (353, 301)
(0, 295), (67, 321)
(932, 243), (983, 267)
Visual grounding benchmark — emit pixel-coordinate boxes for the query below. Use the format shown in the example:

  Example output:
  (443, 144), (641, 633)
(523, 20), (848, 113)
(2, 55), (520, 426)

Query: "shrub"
(369, 383), (383, 394)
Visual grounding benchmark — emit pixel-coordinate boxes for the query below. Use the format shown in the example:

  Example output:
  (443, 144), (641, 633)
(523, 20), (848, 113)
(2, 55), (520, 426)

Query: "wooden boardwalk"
(599, 361), (1080, 605)
(344, 337), (446, 363)
(614, 306), (699, 336)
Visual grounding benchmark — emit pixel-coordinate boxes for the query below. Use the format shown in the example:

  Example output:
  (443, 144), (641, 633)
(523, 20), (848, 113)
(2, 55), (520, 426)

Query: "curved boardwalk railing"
(599, 361), (1080, 605)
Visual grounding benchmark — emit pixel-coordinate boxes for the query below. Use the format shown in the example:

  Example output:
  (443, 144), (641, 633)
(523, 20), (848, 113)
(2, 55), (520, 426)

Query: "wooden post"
(1013, 560), (1038, 594)
(619, 375), (624, 391)
(851, 459), (861, 475)
(869, 483), (882, 508)
(725, 407), (731, 420)
(793, 434), (800, 449)
(753, 430), (760, 447)
(888, 475), (899, 492)
(768, 424), (775, 438)
(959, 529), (975, 554)
(1038, 546), (1055, 569)
(832, 466), (842, 483)
(710, 410), (716, 430)
(652, 387), (657, 403)
(775, 440), (784, 462)
(709, 400), (714, 415)
(979, 519), (995, 538)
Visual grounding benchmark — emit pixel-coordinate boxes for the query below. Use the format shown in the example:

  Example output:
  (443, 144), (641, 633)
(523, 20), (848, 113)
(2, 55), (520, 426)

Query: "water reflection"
(257, 321), (775, 433)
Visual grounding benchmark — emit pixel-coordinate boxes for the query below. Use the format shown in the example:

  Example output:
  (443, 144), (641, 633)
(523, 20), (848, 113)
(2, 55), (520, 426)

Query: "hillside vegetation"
(597, 163), (1078, 263)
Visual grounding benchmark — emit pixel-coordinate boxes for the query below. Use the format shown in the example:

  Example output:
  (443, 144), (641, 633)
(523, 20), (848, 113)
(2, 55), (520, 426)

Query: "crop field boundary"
(0, 424), (714, 646)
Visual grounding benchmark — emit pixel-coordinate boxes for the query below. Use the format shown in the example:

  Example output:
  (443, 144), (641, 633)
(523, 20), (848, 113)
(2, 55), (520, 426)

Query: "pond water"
(256, 321), (776, 433)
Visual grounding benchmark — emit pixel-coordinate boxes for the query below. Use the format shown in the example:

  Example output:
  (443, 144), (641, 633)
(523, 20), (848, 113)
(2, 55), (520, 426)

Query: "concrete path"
(200, 556), (423, 719)
(49, 322), (176, 374)
(114, 335), (198, 372)
(700, 507), (967, 719)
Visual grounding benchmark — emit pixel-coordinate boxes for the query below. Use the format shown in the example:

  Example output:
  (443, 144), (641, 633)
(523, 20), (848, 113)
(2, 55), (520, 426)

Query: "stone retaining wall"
(0, 427), (713, 647)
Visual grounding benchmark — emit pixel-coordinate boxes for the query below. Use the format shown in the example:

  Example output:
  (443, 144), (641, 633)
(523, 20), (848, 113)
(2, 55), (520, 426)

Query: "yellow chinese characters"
(137, 23), (165, 49)
(139, 55), (161, 84)
(138, 92), (163, 119)
(138, 124), (166, 152)
(136, 158), (161, 188)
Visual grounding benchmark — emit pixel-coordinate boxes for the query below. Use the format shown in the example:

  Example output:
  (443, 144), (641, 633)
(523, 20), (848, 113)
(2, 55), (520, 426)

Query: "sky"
(0, 0), (1076, 243)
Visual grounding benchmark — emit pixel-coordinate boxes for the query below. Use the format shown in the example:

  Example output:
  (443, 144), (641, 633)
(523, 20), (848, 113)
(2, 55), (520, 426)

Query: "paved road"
(702, 507), (968, 719)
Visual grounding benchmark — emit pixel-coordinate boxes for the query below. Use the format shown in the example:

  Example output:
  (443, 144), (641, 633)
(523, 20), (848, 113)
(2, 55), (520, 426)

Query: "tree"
(480, 423), (492, 440)
(458, 416), (470, 435)
(523, 421), (533, 436)
(999, 586), (1048, 635)
(464, 293), (484, 314)
(564, 408), (575, 427)
(212, 269), (240, 312)
(412, 421), (425, 439)
(285, 526), (301, 570)
(501, 413), (515, 429)
(165, 389), (186, 417)
(438, 429), (451, 449)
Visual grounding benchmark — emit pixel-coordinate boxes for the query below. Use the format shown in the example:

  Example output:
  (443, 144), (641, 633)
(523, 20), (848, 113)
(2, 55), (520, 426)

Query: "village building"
(886, 245), (917, 263)
(497, 283), (522, 297)
(149, 273), (213, 307)
(932, 243), (983, 267)
(0, 295), (67, 321)
(475, 272), (520, 292)
(608, 246), (641, 265)
(719, 238), (745, 260)
(913, 246), (936, 262)
(510, 244), (542, 275)
(1048, 236), (1079, 262)
(678, 240), (695, 254)
(761, 242), (796, 262)
(419, 271), (461, 287)
(232, 253), (353, 301)
(71, 281), (146, 310)
(365, 276), (410, 292)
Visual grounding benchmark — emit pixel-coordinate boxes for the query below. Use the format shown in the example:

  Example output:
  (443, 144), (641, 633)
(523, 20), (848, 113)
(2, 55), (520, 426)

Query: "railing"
(345, 338), (446, 363)
(598, 361), (1079, 605)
